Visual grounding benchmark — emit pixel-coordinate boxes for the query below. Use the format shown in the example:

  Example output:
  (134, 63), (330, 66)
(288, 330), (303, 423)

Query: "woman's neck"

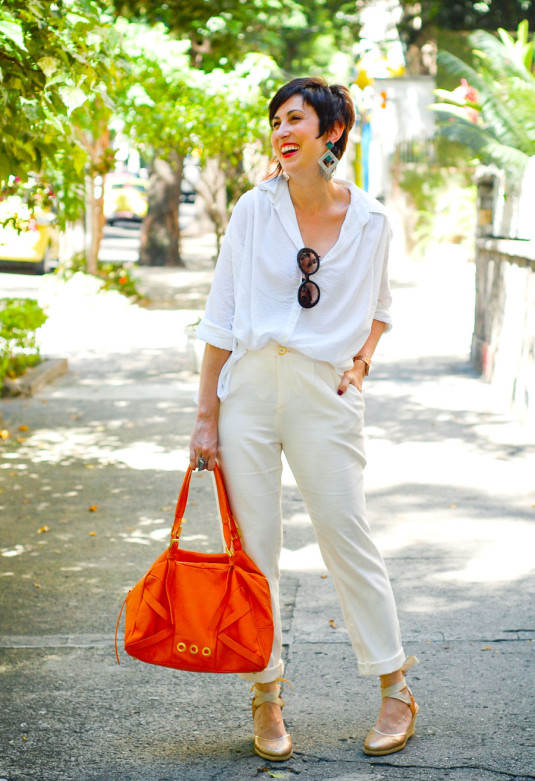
(287, 173), (339, 213)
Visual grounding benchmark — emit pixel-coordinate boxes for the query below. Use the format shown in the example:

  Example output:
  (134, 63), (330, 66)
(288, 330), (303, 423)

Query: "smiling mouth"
(281, 144), (299, 158)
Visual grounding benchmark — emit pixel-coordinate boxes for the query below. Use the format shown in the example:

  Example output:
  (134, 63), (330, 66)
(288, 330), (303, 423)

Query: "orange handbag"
(115, 464), (274, 673)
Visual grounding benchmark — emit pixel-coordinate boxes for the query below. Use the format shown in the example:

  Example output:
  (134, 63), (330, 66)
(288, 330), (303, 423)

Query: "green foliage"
(55, 253), (142, 301)
(431, 21), (535, 172)
(0, 1), (129, 229)
(98, 262), (141, 299)
(118, 23), (278, 161)
(0, 1), (112, 179)
(195, 54), (279, 201)
(398, 1), (535, 48)
(0, 298), (47, 389)
(113, 0), (359, 75)
(396, 138), (477, 258)
(117, 22), (281, 249)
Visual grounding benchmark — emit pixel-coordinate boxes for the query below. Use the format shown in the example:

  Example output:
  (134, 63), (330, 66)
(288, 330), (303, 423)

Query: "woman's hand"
(338, 320), (388, 396)
(189, 344), (231, 472)
(337, 362), (366, 395)
(189, 413), (219, 472)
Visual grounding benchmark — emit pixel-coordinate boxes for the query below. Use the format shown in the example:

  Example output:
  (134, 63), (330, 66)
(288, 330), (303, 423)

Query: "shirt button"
(278, 345), (287, 355)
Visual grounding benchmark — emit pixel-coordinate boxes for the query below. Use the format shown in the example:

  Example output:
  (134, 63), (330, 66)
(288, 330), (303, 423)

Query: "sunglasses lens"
(298, 280), (320, 308)
(297, 248), (320, 275)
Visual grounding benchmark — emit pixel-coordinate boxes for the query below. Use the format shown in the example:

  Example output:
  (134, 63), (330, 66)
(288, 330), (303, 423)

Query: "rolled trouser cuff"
(238, 660), (285, 684)
(357, 649), (407, 677)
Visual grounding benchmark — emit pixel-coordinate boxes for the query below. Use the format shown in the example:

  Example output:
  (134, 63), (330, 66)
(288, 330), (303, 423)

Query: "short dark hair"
(267, 77), (356, 178)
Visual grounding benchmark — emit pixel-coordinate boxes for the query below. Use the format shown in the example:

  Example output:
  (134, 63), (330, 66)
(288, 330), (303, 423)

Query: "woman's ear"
(327, 120), (344, 146)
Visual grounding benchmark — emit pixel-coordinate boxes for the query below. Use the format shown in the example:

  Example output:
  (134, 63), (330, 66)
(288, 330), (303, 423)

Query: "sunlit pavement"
(0, 232), (534, 781)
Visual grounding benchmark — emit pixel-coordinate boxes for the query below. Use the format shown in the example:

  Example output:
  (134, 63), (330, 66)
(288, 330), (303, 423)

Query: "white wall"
(367, 75), (436, 198)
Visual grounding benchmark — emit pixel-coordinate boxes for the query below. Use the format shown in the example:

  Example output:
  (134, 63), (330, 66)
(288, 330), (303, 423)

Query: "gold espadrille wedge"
(364, 656), (419, 757)
(251, 680), (293, 761)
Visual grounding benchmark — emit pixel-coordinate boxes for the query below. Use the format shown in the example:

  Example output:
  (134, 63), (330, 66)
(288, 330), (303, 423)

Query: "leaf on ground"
(33, 583), (41, 588)
(329, 619), (337, 629)
(37, 525), (50, 534)
(320, 574), (327, 579)
(88, 505), (99, 512)
(0, 430), (10, 440)
(18, 425), (29, 432)
(16, 438), (26, 443)
(89, 531), (97, 536)
(481, 645), (493, 651)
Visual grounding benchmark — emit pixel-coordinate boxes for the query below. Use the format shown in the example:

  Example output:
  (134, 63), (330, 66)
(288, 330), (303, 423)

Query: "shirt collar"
(257, 175), (376, 252)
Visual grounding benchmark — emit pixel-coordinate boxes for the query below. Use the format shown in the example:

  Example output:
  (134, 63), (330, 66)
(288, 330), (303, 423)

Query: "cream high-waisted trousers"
(217, 343), (405, 683)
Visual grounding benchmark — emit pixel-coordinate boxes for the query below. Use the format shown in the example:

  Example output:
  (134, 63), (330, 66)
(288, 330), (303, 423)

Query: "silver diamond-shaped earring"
(318, 141), (340, 178)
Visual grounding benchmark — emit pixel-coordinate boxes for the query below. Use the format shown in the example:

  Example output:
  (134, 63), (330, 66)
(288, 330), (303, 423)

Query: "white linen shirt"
(196, 175), (392, 401)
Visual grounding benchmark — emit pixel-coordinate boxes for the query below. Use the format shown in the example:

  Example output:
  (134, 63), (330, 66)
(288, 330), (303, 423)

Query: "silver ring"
(197, 457), (207, 471)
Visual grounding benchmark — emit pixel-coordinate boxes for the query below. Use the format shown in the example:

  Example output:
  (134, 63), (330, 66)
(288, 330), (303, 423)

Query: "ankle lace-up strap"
(380, 656), (419, 708)
(250, 678), (292, 713)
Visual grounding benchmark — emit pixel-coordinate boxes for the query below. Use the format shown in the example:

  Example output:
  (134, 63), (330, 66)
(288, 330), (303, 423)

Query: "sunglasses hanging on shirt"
(297, 247), (321, 308)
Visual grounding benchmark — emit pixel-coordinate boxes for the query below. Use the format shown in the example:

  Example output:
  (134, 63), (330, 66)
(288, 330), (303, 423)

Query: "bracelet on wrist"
(353, 354), (371, 376)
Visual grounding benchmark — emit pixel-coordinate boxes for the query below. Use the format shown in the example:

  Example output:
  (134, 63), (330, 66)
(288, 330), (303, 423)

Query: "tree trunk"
(78, 119), (110, 276)
(86, 172), (105, 275)
(196, 157), (228, 256)
(139, 154), (185, 267)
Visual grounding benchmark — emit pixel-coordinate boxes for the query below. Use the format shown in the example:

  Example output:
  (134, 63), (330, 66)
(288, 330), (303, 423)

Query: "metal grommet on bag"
(278, 345), (287, 355)
(177, 642), (186, 653)
(202, 647), (211, 657)
(190, 644), (199, 654)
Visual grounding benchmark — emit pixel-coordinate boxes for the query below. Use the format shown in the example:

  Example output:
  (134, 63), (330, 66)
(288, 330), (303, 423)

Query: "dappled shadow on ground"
(366, 355), (534, 459)
(140, 278), (213, 310)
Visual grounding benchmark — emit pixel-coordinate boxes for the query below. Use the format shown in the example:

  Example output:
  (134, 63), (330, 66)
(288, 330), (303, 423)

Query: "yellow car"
(0, 200), (59, 274)
(104, 175), (148, 224)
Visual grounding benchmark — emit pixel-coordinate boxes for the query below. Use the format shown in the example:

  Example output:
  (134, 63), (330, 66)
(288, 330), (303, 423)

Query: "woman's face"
(271, 96), (327, 176)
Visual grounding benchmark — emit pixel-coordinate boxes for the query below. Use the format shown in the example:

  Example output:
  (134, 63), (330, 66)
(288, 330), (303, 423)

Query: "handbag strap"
(169, 463), (242, 554)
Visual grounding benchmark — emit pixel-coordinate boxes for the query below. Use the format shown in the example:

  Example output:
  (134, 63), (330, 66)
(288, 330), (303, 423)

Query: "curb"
(2, 357), (68, 398)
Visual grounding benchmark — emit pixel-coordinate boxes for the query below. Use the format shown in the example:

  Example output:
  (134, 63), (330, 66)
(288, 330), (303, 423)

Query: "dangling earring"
(318, 141), (340, 180)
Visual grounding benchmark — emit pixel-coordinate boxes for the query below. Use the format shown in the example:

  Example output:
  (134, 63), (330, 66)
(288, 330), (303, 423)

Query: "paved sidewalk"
(0, 240), (534, 781)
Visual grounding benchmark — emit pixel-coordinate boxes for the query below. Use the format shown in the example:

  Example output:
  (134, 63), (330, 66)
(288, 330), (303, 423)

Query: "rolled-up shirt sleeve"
(196, 219), (236, 350)
(372, 217), (393, 332)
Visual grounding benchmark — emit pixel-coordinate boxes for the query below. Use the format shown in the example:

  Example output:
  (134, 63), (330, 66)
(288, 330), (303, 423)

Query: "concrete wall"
(367, 75), (436, 199)
(472, 166), (535, 423)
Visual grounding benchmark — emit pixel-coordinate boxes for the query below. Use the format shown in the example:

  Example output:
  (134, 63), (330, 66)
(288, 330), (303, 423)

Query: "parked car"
(104, 175), (148, 224)
(180, 156), (200, 203)
(0, 200), (59, 274)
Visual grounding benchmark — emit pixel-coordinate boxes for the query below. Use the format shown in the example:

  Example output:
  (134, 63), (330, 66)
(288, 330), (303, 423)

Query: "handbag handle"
(169, 463), (242, 554)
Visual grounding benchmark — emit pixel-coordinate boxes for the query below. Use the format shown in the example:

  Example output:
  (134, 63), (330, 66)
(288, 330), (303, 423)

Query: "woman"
(189, 77), (418, 761)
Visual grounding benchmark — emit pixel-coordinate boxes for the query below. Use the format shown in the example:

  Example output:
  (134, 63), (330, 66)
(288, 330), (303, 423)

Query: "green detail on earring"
(318, 143), (339, 177)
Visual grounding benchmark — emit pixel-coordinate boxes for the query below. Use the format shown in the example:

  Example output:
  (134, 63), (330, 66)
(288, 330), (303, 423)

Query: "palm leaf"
(431, 103), (479, 122)
(470, 29), (534, 82)
(497, 20), (534, 71)
(433, 111), (495, 151)
(479, 93), (535, 154)
(437, 118), (529, 171)
(506, 81), (535, 135)
(436, 22), (535, 171)
(436, 50), (492, 95)
(434, 88), (481, 109)
(479, 139), (530, 171)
